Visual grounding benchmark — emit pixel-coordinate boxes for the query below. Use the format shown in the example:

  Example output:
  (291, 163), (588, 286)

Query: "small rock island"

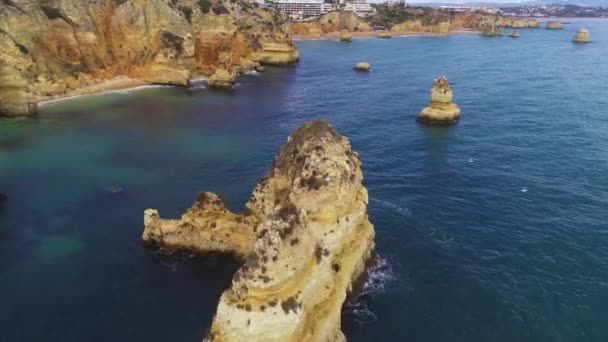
(573, 28), (590, 43)
(510, 30), (520, 38)
(142, 121), (376, 341)
(418, 76), (461, 125)
(340, 30), (353, 42)
(546, 21), (564, 29)
(354, 62), (371, 72)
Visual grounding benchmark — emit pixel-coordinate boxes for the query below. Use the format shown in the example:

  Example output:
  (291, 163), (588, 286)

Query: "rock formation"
(291, 10), (539, 36)
(481, 20), (504, 37)
(354, 62), (371, 72)
(208, 68), (236, 90)
(142, 120), (376, 342)
(292, 11), (371, 35)
(546, 21), (564, 29)
(509, 30), (520, 38)
(573, 28), (590, 43)
(377, 32), (392, 39)
(0, 0), (299, 117)
(418, 76), (461, 125)
(340, 30), (353, 42)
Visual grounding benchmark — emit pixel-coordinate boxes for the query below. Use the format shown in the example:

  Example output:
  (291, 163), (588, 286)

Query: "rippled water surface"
(1, 19), (608, 342)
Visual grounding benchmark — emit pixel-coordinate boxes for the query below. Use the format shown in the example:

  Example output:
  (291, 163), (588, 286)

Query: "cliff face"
(0, 0), (299, 117)
(292, 11), (371, 35)
(143, 121), (376, 342)
(392, 13), (539, 33)
(292, 10), (538, 36)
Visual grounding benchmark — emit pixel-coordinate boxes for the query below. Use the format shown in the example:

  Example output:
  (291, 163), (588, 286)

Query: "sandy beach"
(37, 76), (208, 108)
(293, 29), (480, 41)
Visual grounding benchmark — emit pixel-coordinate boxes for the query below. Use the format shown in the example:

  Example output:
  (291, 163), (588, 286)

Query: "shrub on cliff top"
(198, 0), (212, 13)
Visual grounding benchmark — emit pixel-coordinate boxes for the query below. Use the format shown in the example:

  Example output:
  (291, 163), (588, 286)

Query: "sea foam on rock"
(142, 120), (376, 342)
(418, 76), (461, 125)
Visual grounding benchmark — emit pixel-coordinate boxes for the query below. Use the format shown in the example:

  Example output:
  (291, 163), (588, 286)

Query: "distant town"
(257, 0), (608, 20)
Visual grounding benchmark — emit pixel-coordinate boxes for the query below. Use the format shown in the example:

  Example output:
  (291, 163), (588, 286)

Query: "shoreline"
(37, 76), (208, 109)
(293, 29), (480, 41)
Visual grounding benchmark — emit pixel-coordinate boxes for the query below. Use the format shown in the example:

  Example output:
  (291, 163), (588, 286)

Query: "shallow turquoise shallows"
(1, 18), (608, 342)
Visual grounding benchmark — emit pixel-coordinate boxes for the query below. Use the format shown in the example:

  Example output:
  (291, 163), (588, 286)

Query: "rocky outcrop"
(208, 67), (236, 90)
(546, 21), (564, 29)
(573, 28), (590, 43)
(142, 121), (376, 342)
(390, 12), (538, 34)
(418, 76), (461, 125)
(509, 30), (520, 38)
(291, 9), (538, 36)
(339, 30), (353, 42)
(377, 32), (392, 39)
(0, 0), (299, 117)
(354, 62), (370, 72)
(480, 18), (504, 37)
(292, 11), (371, 35)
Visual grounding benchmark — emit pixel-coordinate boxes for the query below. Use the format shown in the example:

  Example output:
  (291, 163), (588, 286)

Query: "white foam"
(371, 198), (412, 217)
(344, 256), (395, 324)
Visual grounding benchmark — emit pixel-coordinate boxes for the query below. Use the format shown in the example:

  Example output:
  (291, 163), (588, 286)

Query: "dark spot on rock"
(332, 263), (340, 273)
(290, 238), (299, 246)
(281, 296), (300, 314)
(269, 299), (278, 307)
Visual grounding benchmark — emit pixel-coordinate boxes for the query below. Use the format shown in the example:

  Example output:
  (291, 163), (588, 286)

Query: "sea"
(1, 19), (607, 342)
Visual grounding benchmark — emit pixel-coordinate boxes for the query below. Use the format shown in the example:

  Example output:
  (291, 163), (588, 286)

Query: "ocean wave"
(344, 256), (395, 324)
(370, 198), (412, 217)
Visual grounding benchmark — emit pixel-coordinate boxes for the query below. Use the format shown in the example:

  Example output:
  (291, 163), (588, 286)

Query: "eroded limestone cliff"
(291, 9), (539, 36)
(0, 0), (299, 117)
(142, 120), (376, 341)
(292, 11), (371, 35)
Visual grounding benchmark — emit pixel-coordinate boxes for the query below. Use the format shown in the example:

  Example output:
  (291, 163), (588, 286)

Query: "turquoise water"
(1, 19), (608, 341)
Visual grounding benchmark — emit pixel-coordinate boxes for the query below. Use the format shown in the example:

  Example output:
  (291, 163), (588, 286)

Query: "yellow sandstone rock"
(546, 21), (564, 29)
(354, 62), (371, 72)
(509, 30), (520, 38)
(418, 76), (461, 125)
(142, 121), (377, 342)
(340, 30), (353, 42)
(377, 32), (392, 39)
(573, 28), (590, 43)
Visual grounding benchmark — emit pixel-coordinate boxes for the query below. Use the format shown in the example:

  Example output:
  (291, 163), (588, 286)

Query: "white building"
(344, 0), (373, 16)
(274, 0), (327, 18)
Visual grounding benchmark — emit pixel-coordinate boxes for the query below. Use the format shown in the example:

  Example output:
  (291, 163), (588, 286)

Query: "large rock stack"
(573, 28), (590, 43)
(418, 76), (461, 125)
(142, 121), (377, 342)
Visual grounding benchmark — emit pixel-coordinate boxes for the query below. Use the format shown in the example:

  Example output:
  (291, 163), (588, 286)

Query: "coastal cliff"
(292, 11), (371, 35)
(143, 121), (376, 341)
(0, 0), (299, 117)
(292, 8), (539, 36)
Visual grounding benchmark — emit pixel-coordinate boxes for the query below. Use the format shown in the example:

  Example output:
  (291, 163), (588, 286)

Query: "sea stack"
(340, 30), (353, 42)
(481, 23), (504, 37)
(142, 121), (376, 342)
(377, 31), (392, 39)
(208, 68), (236, 90)
(354, 62), (371, 72)
(418, 76), (461, 125)
(546, 21), (564, 29)
(509, 30), (520, 38)
(573, 28), (590, 43)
